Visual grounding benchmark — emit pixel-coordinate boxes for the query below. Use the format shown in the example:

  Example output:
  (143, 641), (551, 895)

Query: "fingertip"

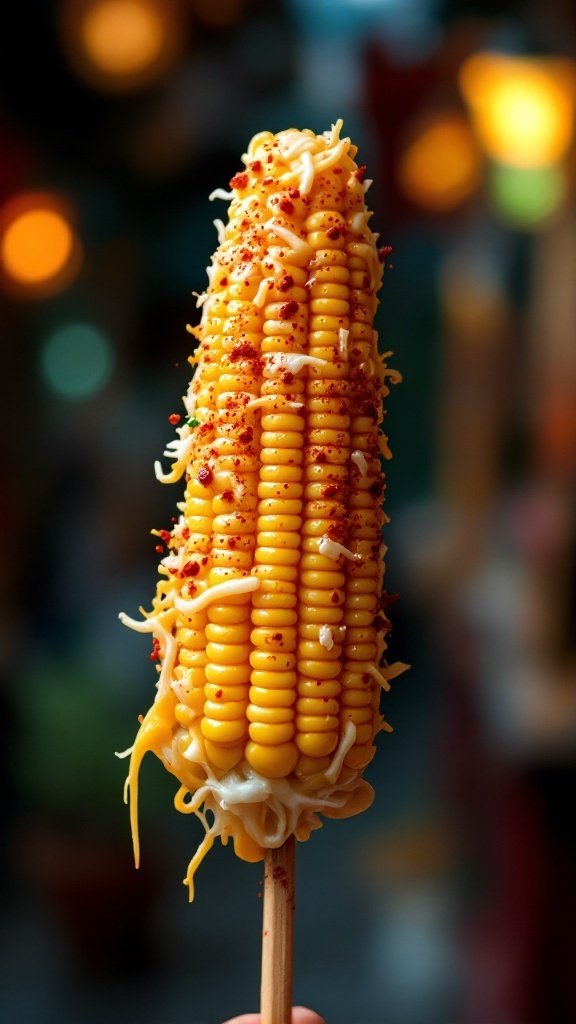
(222, 1015), (260, 1024)
(292, 1008), (327, 1024)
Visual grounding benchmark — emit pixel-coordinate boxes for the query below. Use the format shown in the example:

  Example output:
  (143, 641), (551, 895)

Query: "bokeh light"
(0, 192), (82, 298)
(489, 163), (566, 229)
(40, 322), (115, 399)
(397, 114), (482, 212)
(60, 0), (183, 92)
(460, 53), (576, 168)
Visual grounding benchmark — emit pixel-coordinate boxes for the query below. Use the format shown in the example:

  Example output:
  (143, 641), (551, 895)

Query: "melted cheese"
(263, 353), (327, 377)
(124, 706), (365, 899)
(299, 150), (315, 195)
(245, 395), (304, 411)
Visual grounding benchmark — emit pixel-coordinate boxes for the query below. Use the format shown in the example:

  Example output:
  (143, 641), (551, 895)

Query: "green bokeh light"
(40, 322), (115, 399)
(489, 162), (566, 229)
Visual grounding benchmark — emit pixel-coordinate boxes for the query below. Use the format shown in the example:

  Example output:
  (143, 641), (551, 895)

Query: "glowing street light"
(488, 163), (567, 229)
(60, 0), (183, 92)
(397, 114), (482, 213)
(460, 52), (576, 168)
(0, 192), (82, 298)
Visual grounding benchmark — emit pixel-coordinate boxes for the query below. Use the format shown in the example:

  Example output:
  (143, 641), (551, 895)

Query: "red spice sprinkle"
(288, 187), (300, 199)
(149, 638), (161, 662)
(154, 544), (163, 554)
(279, 198), (294, 215)
(215, 689), (223, 699)
(278, 273), (294, 292)
(159, 529), (171, 542)
(230, 342), (259, 362)
(330, 591), (340, 604)
(168, 413), (181, 425)
(316, 452), (327, 464)
(221, 489), (234, 502)
(182, 561), (200, 577)
(230, 172), (248, 190)
(238, 426), (253, 444)
(272, 632), (282, 641)
(355, 164), (367, 182)
(324, 484), (339, 498)
(378, 245), (393, 262)
(197, 465), (213, 485)
(241, 249), (251, 261)
(249, 160), (261, 172)
(326, 226), (342, 240)
(220, 276), (228, 286)
(279, 300), (298, 320)
(262, 176), (274, 185)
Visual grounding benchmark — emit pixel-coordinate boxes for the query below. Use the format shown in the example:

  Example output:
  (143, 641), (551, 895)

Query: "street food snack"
(119, 121), (405, 899)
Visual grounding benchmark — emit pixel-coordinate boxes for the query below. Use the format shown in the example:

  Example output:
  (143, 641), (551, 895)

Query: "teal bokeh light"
(40, 322), (115, 399)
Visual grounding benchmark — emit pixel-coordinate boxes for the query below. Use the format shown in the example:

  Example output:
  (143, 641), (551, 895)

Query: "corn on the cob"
(119, 121), (406, 899)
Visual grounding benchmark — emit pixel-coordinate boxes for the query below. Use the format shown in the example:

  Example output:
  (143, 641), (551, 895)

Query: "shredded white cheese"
(154, 431), (196, 485)
(319, 625), (335, 650)
(253, 277), (273, 307)
(118, 610), (177, 698)
(264, 219), (314, 261)
(338, 327), (349, 360)
(299, 150), (315, 195)
(213, 218), (226, 244)
(208, 188), (234, 201)
(351, 450), (368, 476)
(174, 575), (260, 615)
(318, 536), (362, 562)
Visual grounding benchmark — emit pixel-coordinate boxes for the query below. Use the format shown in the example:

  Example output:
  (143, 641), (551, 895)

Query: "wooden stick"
(260, 835), (295, 1024)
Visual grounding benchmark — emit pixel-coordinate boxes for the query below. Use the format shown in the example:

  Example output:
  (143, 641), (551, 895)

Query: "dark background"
(1, 1), (575, 1022)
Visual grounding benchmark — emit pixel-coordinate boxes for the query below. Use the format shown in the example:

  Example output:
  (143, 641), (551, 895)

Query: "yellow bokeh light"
(398, 115), (482, 212)
(0, 194), (81, 297)
(59, 0), (182, 92)
(460, 53), (576, 168)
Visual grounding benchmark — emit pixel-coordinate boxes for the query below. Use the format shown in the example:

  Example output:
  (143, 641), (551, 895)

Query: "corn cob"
(119, 121), (405, 899)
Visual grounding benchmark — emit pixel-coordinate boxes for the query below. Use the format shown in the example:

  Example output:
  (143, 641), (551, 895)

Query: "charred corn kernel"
(120, 120), (404, 900)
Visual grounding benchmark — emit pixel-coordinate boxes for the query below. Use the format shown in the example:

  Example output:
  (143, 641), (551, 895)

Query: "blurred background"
(1, 1), (575, 1022)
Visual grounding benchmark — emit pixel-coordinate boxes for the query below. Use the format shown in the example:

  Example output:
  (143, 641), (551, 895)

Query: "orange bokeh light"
(398, 115), (482, 212)
(82, 0), (164, 76)
(0, 193), (82, 297)
(60, 0), (183, 92)
(460, 53), (576, 168)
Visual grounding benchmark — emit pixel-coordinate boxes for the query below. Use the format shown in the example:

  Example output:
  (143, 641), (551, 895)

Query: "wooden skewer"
(260, 835), (295, 1024)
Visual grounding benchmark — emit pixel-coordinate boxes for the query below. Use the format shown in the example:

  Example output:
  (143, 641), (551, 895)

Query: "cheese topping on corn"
(119, 120), (405, 899)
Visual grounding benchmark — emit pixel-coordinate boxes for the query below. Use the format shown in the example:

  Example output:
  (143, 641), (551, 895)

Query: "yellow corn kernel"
(121, 120), (403, 899)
